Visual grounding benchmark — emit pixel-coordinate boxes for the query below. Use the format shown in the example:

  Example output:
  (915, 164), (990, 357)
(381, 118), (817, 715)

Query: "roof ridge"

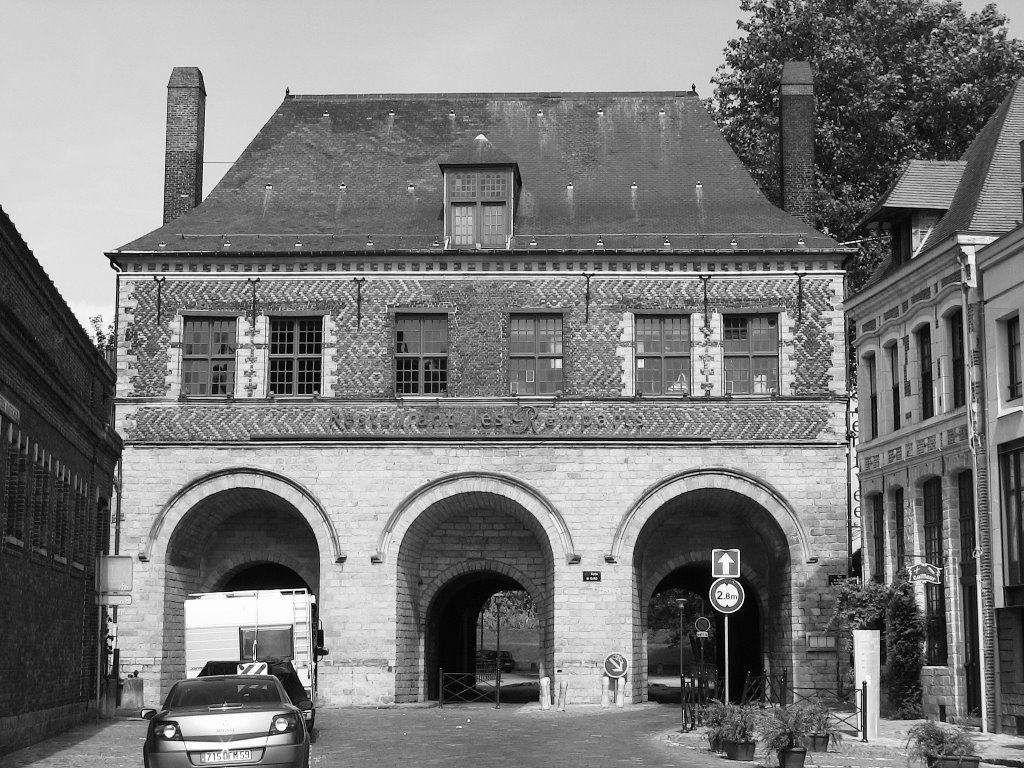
(287, 90), (699, 101)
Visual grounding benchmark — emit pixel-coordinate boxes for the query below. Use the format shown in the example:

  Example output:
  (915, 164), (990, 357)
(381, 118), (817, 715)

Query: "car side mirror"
(316, 647), (329, 658)
(298, 700), (313, 712)
(141, 708), (157, 720)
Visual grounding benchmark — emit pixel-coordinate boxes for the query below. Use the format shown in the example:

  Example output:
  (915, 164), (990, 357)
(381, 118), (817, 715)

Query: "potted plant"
(801, 699), (843, 752)
(758, 705), (810, 768)
(906, 720), (979, 768)
(700, 699), (728, 753)
(721, 703), (761, 761)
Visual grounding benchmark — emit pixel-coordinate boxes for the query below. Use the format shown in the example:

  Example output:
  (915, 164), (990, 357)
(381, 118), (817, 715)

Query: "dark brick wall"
(122, 272), (841, 401)
(0, 209), (121, 740)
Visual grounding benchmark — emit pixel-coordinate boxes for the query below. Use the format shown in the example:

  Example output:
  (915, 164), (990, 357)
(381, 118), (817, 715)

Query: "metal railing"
(439, 667), (503, 707)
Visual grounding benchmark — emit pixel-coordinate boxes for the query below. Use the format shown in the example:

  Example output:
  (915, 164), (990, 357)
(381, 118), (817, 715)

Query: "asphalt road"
(1, 703), (716, 768)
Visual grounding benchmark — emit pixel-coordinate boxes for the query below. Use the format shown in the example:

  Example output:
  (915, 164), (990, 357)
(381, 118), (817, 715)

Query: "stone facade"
(108, 71), (855, 709)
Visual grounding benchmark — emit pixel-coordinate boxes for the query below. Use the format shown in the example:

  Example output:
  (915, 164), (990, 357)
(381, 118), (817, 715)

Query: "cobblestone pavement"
(3, 703), (1019, 768)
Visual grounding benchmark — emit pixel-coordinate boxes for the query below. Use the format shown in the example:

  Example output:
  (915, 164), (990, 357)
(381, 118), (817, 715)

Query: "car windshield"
(165, 678), (285, 708)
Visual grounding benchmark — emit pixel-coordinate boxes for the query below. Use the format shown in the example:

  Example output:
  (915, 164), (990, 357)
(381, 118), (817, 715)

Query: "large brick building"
(0, 206), (122, 753)
(109, 65), (853, 708)
(849, 78), (1024, 730)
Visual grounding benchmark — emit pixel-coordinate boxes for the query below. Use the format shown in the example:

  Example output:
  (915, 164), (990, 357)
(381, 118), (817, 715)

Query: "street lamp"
(494, 593), (502, 710)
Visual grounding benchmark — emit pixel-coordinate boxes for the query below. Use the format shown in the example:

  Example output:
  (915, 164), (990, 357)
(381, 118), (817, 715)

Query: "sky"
(1, 0), (1021, 335)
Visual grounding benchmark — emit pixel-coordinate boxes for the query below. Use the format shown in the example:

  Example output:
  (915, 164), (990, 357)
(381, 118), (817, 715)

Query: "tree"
(710, 0), (1024, 289)
(89, 314), (115, 355)
(885, 574), (925, 718)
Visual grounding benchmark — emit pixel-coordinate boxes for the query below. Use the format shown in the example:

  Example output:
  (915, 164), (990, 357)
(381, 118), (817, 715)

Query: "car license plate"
(201, 750), (252, 763)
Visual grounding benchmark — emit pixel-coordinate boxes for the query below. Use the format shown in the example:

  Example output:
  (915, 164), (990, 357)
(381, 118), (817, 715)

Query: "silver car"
(141, 675), (310, 768)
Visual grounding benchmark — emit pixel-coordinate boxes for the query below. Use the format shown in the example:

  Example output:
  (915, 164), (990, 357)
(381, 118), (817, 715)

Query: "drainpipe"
(958, 244), (993, 731)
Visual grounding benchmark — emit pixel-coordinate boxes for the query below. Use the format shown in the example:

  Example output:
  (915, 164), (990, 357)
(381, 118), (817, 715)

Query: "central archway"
(391, 476), (558, 703)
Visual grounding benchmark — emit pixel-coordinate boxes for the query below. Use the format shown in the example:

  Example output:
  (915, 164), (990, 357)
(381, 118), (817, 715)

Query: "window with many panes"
(510, 315), (563, 395)
(182, 318), (237, 396)
(949, 310), (965, 409)
(866, 353), (879, 439)
(636, 316), (690, 395)
(269, 317), (323, 396)
(959, 471), (975, 564)
(395, 315), (448, 395)
(448, 170), (511, 248)
(723, 314), (778, 394)
(923, 477), (948, 665)
(870, 494), (885, 583)
(1009, 316), (1021, 400)
(1002, 439), (1024, 585)
(893, 487), (906, 573)
(888, 343), (901, 430)
(917, 326), (934, 419)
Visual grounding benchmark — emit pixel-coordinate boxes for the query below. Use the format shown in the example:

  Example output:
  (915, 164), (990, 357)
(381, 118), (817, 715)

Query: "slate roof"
(114, 91), (838, 255)
(858, 78), (1024, 287)
(860, 160), (966, 223)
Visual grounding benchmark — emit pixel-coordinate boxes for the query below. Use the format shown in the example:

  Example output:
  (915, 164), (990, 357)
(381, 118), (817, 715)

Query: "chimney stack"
(163, 67), (206, 225)
(779, 61), (814, 224)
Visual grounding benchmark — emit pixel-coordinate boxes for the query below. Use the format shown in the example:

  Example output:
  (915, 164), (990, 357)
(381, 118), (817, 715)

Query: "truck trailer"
(184, 589), (326, 725)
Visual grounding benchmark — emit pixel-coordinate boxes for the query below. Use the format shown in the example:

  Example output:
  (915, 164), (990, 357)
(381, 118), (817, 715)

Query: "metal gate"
(439, 667), (503, 707)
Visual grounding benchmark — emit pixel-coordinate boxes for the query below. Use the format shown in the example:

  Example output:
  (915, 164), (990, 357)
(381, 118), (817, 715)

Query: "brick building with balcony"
(108, 65), (853, 708)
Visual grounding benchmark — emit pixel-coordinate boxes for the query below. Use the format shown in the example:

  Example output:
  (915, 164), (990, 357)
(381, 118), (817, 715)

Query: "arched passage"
(623, 470), (800, 702)
(150, 470), (328, 701)
(391, 476), (558, 703)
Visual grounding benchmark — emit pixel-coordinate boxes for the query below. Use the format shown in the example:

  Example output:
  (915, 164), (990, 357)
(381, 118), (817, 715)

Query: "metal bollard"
(540, 676), (551, 710)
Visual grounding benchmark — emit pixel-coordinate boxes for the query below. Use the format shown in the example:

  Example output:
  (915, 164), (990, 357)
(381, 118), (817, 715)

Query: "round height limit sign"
(709, 578), (745, 614)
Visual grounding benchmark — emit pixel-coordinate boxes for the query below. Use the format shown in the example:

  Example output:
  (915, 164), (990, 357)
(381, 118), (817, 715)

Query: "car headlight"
(153, 721), (181, 740)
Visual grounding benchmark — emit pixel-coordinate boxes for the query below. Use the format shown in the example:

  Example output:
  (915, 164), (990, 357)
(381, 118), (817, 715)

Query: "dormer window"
(449, 170), (510, 248)
(441, 134), (520, 250)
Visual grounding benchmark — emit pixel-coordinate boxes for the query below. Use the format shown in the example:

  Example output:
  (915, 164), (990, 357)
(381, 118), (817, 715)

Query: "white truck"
(184, 589), (327, 726)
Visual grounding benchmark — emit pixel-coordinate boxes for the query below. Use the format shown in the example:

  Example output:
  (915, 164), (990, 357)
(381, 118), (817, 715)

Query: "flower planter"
(724, 739), (757, 761)
(778, 747), (807, 768)
(807, 733), (831, 752)
(708, 734), (725, 753)
(927, 757), (981, 768)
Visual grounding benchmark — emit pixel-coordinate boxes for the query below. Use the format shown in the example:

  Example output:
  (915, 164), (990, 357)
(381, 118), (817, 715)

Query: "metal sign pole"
(725, 615), (730, 703)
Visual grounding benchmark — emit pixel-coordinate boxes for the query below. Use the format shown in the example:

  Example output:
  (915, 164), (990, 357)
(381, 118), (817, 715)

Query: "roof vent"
(566, 182), (574, 190)
(659, 107), (666, 115)
(449, 109), (456, 118)
(322, 110), (330, 118)
(223, 240), (231, 248)
(295, 240), (303, 248)
(596, 237), (604, 247)
(339, 183), (346, 190)
(730, 237), (738, 247)
(265, 183), (273, 191)
(388, 109), (395, 117)
(537, 108), (543, 116)
(158, 241), (167, 248)
(408, 184), (415, 192)
(663, 236), (671, 247)
(797, 236), (806, 246)
(631, 182), (638, 190)
(597, 108), (604, 116)
(530, 237), (538, 247)
(366, 236), (374, 247)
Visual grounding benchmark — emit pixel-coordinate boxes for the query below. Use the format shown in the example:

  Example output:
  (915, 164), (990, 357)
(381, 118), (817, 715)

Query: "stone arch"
(374, 471), (577, 564)
(640, 553), (768, 620)
(140, 467), (343, 564)
(608, 467), (811, 563)
(419, 559), (549, 623)
(203, 550), (316, 593)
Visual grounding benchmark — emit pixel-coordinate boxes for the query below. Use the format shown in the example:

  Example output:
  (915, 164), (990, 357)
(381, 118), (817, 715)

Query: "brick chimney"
(779, 61), (814, 224)
(163, 67), (206, 225)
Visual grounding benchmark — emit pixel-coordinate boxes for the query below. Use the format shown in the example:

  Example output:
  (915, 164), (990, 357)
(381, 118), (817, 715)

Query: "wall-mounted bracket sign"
(908, 562), (942, 584)
(583, 571), (601, 582)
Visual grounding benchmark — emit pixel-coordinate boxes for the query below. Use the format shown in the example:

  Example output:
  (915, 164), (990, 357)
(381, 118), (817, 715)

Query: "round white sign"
(709, 577), (745, 614)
